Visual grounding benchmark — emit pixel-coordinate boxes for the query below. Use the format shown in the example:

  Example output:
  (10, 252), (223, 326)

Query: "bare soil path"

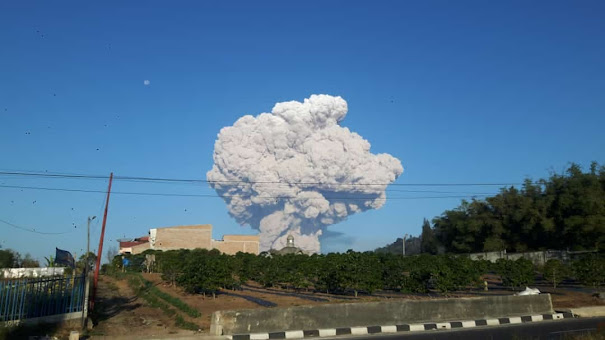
(90, 275), (193, 339)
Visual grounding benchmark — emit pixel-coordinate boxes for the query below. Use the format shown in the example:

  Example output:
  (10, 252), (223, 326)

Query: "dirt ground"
(479, 273), (605, 309)
(89, 275), (195, 339)
(540, 287), (604, 309)
(89, 273), (604, 337)
(142, 273), (367, 331)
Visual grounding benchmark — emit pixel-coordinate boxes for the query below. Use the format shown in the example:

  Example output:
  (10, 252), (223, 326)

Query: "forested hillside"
(429, 162), (604, 253)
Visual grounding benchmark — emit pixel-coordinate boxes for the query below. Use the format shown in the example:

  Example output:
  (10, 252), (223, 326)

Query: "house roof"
(119, 237), (148, 248)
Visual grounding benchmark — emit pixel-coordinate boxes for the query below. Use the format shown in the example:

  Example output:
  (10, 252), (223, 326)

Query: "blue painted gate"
(0, 274), (86, 323)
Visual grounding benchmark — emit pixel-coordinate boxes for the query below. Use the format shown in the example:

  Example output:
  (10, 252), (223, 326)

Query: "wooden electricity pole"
(90, 173), (113, 311)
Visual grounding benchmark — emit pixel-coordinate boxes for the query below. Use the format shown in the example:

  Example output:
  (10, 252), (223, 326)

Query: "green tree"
(546, 163), (605, 251)
(334, 251), (383, 297)
(572, 255), (604, 288)
(433, 201), (481, 253)
(380, 253), (407, 291)
(177, 249), (235, 298)
(0, 249), (17, 268)
(403, 255), (434, 293)
(106, 246), (119, 263)
(541, 259), (568, 289)
(310, 254), (340, 294)
(159, 250), (186, 286)
(20, 253), (40, 268)
(496, 258), (534, 290)
(432, 162), (604, 253)
(77, 252), (98, 272)
(420, 219), (438, 254)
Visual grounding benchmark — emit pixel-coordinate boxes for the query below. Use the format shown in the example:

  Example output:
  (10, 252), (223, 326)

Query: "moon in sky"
(143, 80), (150, 86)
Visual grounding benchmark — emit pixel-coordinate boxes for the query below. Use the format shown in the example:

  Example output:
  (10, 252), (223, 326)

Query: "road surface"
(328, 317), (605, 340)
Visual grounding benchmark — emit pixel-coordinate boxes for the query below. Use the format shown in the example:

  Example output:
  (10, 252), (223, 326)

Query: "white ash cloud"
(207, 94), (403, 253)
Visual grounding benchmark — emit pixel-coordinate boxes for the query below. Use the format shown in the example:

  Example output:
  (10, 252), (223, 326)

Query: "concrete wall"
(508, 251), (547, 264)
(119, 224), (260, 255)
(2, 311), (83, 328)
(1, 267), (65, 278)
(130, 242), (150, 254)
(467, 250), (596, 266)
(210, 294), (554, 335)
(212, 235), (260, 255)
(152, 225), (213, 251)
(468, 251), (506, 262)
(119, 243), (150, 254)
(118, 246), (132, 254)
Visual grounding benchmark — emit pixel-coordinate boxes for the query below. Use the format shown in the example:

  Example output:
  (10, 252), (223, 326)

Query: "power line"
(0, 218), (73, 235)
(0, 170), (524, 187)
(0, 184), (492, 201)
(0, 171), (108, 180)
(386, 189), (499, 195)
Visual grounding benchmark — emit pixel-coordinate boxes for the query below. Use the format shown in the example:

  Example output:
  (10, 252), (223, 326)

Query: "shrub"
(573, 255), (604, 288)
(496, 258), (534, 290)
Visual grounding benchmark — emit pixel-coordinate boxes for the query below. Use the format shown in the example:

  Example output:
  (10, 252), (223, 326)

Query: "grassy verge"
(175, 315), (201, 331)
(125, 274), (201, 331)
(148, 285), (201, 318)
(128, 274), (200, 318)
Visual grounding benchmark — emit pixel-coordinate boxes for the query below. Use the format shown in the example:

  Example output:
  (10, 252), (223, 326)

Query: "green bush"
(496, 258), (535, 289)
(573, 255), (604, 288)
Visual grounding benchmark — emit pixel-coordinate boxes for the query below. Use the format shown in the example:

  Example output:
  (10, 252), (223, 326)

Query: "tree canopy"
(0, 249), (39, 268)
(431, 162), (604, 253)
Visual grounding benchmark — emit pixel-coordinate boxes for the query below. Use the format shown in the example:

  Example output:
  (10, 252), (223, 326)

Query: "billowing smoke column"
(207, 95), (403, 253)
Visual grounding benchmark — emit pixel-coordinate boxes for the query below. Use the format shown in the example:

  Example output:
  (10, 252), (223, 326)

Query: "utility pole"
(402, 234), (408, 256)
(91, 173), (113, 311)
(86, 216), (96, 276)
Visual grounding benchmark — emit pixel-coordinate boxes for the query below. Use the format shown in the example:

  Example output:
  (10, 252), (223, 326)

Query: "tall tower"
(286, 235), (294, 248)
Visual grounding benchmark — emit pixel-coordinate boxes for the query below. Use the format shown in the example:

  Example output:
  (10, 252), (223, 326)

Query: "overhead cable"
(0, 218), (74, 235)
(0, 184), (492, 201)
(0, 170), (524, 187)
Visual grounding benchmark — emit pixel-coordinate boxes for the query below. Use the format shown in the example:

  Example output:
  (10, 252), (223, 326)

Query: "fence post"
(18, 278), (27, 321)
(81, 273), (90, 330)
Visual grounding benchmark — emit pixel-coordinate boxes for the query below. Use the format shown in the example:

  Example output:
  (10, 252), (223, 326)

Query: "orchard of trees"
(112, 250), (485, 297)
(110, 249), (603, 298)
(424, 162), (605, 253)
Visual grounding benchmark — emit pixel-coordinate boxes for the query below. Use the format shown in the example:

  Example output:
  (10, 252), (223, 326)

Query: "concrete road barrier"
(562, 306), (605, 317)
(210, 294), (554, 335)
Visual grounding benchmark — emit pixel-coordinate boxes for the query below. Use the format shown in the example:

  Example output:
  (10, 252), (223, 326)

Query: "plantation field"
(88, 272), (603, 338)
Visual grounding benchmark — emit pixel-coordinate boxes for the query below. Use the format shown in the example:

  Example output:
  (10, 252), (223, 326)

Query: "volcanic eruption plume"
(207, 95), (403, 253)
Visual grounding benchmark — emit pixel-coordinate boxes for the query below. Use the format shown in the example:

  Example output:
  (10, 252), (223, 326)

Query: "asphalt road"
(329, 317), (605, 340)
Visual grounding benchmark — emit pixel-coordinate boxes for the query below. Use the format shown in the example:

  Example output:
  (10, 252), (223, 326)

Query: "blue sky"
(1, 1), (603, 261)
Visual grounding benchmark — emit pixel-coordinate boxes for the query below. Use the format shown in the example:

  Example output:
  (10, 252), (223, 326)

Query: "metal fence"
(0, 274), (86, 323)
